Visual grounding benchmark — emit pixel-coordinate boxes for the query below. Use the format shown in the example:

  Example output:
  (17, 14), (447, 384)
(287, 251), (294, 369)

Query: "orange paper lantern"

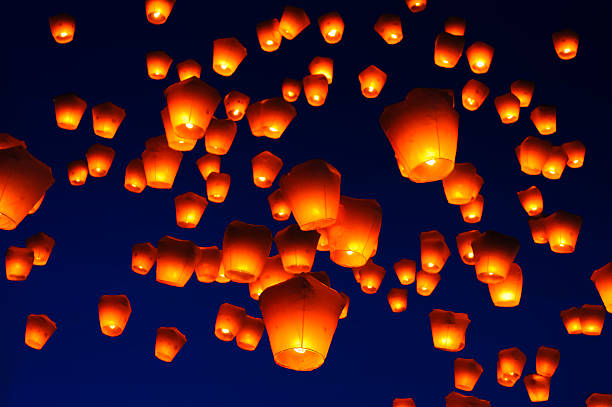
(454, 358), (483, 391)
(132, 242), (157, 275)
(587, 394), (612, 407)
(268, 189), (291, 221)
(387, 288), (408, 312)
(25, 314), (57, 350)
(515, 136), (552, 175)
(25, 232), (55, 266)
(92, 102), (126, 139)
(462, 79), (489, 111)
(580, 304), (605, 335)
(215, 303), (246, 341)
(54, 93), (87, 130)
(374, 14), (403, 44)
(393, 399), (416, 407)
(517, 186), (543, 216)
(524, 374), (550, 402)
(546, 210), (582, 253)
(98, 295), (131, 337)
(356, 260), (386, 294)
(434, 32), (465, 68)
(531, 105), (557, 135)
(510, 80), (536, 107)
(560, 307), (582, 334)
(236, 316), (265, 351)
(256, 19), (282, 52)
(406, 0), (426, 12)
(466, 42), (494, 74)
(416, 270), (441, 296)
(246, 98), (297, 139)
(205, 118), (237, 155)
(85, 143), (115, 177)
(561, 140), (586, 168)
(195, 246), (221, 283)
(592, 261), (612, 313)
(145, 0), (176, 24)
(196, 153), (221, 181)
(49, 14), (75, 44)
(176, 59), (201, 81)
(5, 246), (34, 281)
(460, 194), (484, 223)
(282, 78), (302, 102)
(358, 65), (387, 98)
(206, 172), (231, 203)
(303, 74), (329, 106)
(253, 255), (294, 298)
(552, 29), (579, 60)
(488, 263), (523, 307)
(528, 216), (549, 244)
(67, 159), (88, 186)
(420, 230), (451, 273)
(339, 292), (350, 319)
(471, 231), (520, 284)
(278, 6), (310, 40)
(309, 57), (334, 84)
(274, 224), (320, 273)
(542, 146), (568, 180)
(456, 230), (481, 265)
(494, 93), (520, 123)
(141, 136), (183, 189)
(318, 12), (344, 44)
(429, 309), (470, 352)
(222, 220), (273, 283)
(223, 90), (250, 121)
(124, 158), (147, 193)
(445, 17), (466, 36)
(443, 163), (484, 205)
(497, 347), (526, 387)
(161, 106), (196, 152)
(155, 327), (186, 362)
(146, 50), (173, 80)
(536, 346), (560, 378)
(212, 37), (247, 76)
(252, 151), (283, 188)
(174, 192), (208, 228)
(156, 236), (197, 287)
(394, 259), (416, 285)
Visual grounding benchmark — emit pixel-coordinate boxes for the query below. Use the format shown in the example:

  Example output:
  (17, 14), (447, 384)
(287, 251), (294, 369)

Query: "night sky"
(1, 0), (611, 406)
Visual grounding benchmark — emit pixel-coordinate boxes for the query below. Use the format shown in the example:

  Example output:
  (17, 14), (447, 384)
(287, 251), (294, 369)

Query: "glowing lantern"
(406, 0), (426, 12)
(156, 236), (197, 287)
(24, 314), (56, 350)
(354, 260), (385, 294)
(443, 163), (484, 205)
(560, 307), (582, 334)
(255, 256), (293, 296)
(466, 42), (494, 74)
(374, 14), (403, 44)
(196, 153), (220, 181)
(580, 304), (605, 335)
(195, 246), (221, 283)
(387, 288), (408, 312)
(124, 158), (147, 193)
(0, 133), (26, 149)
(212, 37), (247, 76)
(445, 17), (466, 36)
(546, 210), (582, 253)
(303, 74), (329, 106)
(215, 303), (246, 341)
(429, 309), (470, 352)
(282, 78), (302, 102)
(454, 358), (483, 391)
(339, 293), (349, 319)
(416, 270), (441, 296)
(552, 29), (579, 60)
(222, 221), (272, 283)
(145, 0), (175, 24)
(456, 230), (481, 265)
(279, 159), (341, 231)
(268, 189), (291, 221)
(224, 90), (250, 121)
(460, 194), (484, 223)
(358, 65), (387, 98)
(393, 399), (416, 407)
(308, 57), (334, 84)
(204, 118), (236, 155)
(380, 88), (459, 183)
(488, 263), (523, 307)
(318, 12), (344, 44)
(592, 262), (612, 313)
(161, 106), (196, 152)
(515, 136), (552, 175)
(146, 50), (173, 80)
(531, 105), (557, 135)
(511, 80), (536, 107)
(216, 262), (230, 283)
(49, 13), (75, 44)
(257, 19), (282, 52)
(462, 80), (489, 111)
(524, 374), (550, 402)
(274, 225), (319, 273)
(420, 231), (450, 273)
(249, 279), (264, 300)
(497, 347), (526, 387)
(446, 392), (491, 407)
(98, 295), (131, 337)
(25, 232), (55, 266)
(494, 93), (520, 123)
(259, 273), (344, 371)
(155, 327), (186, 362)
(517, 186), (543, 216)
(536, 346), (560, 377)
(394, 259), (416, 285)
(132, 242), (157, 275)
(251, 151), (283, 188)
(528, 216), (549, 244)
(206, 172), (231, 203)
(279, 6), (310, 40)
(434, 32), (465, 68)
(85, 144), (115, 177)
(542, 146), (568, 180)
(587, 394), (612, 407)
(174, 192), (207, 228)
(92, 102), (126, 139)
(236, 316), (265, 351)
(246, 98), (297, 139)
(176, 59), (201, 81)
(5, 247), (34, 281)
(165, 77), (221, 140)
(142, 135), (183, 189)
(67, 160), (88, 186)
(561, 140), (585, 168)
(316, 228), (329, 251)
(471, 231), (520, 284)
(53, 93), (86, 130)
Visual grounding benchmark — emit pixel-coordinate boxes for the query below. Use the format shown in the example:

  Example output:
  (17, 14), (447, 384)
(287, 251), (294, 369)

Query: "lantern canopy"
(67, 159), (88, 186)
(456, 230), (481, 265)
(146, 50), (173, 79)
(552, 29), (579, 60)
(25, 232), (55, 266)
(355, 260), (386, 294)
(510, 80), (536, 107)
(358, 65), (387, 98)
(545, 210), (582, 253)
(471, 231), (520, 284)
(174, 192), (208, 228)
(49, 13), (75, 44)
(318, 12), (344, 44)
(124, 158), (147, 193)
(5, 246), (34, 281)
(466, 42), (495, 74)
(406, 0), (427, 12)
(515, 136), (553, 175)
(494, 93), (520, 123)
(420, 230), (451, 273)
(524, 374), (551, 402)
(309, 57), (334, 84)
(387, 288), (408, 312)
(205, 118), (237, 155)
(156, 236), (197, 287)
(132, 242), (157, 275)
(531, 105), (557, 135)
(303, 74), (329, 106)
(145, 0), (176, 24)
(215, 303), (246, 341)
(497, 347), (527, 387)
(462, 79), (489, 111)
(25, 314), (57, 350)
(92, 102), (126, 139)
(580, 304), (605, 335)
(488, 263), (523, 307)
(54, 93), (87, 130)
(586, 394), (612, 407)
(274, 224), (320, 274)
(517, 186), (543, 216)
(279, 6), (310, 40)
(176, 59), (202, 81)
(222, 220), (273, 283)
(206, 172), (231, 203)
(561, 140), (586, 168)
(236, 316), (265, 351)
(224, 90), (250, 121)
(416, 270), (441, 296)
(542, 146), (568, 180)
(141, 135), (183, 189)
(591, 262), (612, 313)
(155, 327), (186, 362)
(443, 163), (484, 205)
(256, 19), (282, 52)
(196, 153), (221, 181)
(374, 14), (403, 44)
(195, 246), (221, 283)
(454, 358), (483, 391)
(393, 399), (416, 407)
(429, 309), (470, 352)
(536, 346), (561, 377)
(212, 37), (247, 76)
(560, 307), (582, 334)
(445, 17), (466, 36)
(85, 144), (115, 177)
(434, 32), (465, 68)
(282, 78), (302, 102)
(98, 295), (131, 337)
(268, 189), (291, 221)
(394, 259), (416, 285)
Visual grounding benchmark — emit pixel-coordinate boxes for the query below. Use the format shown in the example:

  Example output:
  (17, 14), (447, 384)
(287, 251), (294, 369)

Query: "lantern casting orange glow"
(545, 210), (582, 253)
(434, 32), (465, 68)
(510, 80), (536, 107)
(145, 0), (176, 24)
(561, 140), (585, 168)
(224, 90), (250, 121)
(236, 315), (265, 351)
(471, 231), (520, 284)
(531, 105), (557, 135)
(212, 37), (247, 76)
(142, 136), (183, 189)
(416, 270), (441, 296)
(466, 42), (494, 74)
(303, 74), (329, 106)
(98, 295), (131, 337)
(552, 29), (579, 60)
(206, 172), (231, 203)
(460, 194), (484, 223)
(355, 260), (386, 294)
(146, 50), (173, 79)
(196, 153), (220, 181)
(268, 189), (291, 221)
(494, 93), (520, 124)
(176, 59), (201, 81)
(25, 232), (55, 266)
(524, 374), (550, 402)
(54, 93), (87, 130)
(25, 314), (57, 350)
(156, 236), (197, 287)
(124, 158), (147, 193)
(279, 6), (310, 40)
(387, 288), (408, 312)
(195, 246), (221, 283)
(92, 102), (126, 139)
(497, 347), (526, 387)
(488, 263), (523, 307)
(49, 14), (75, 44)
(374, 14), (403, 44)
(456, 230), (481, 265)
(429, 309), (470, 352)
(215, 303), (246, 341)
(274, 224), (319, 273)
(517, 186), (543, 216)
(155, 327), (186, 362)
(282, 78), (302, 102)
(205, 118), (237, 155)
(394, 259), (416, 285)
(67, 160), (88, 186)
(445, 17), (466, 36)
(358, 65), (387, 98)
(5, 246), (34, 281)
(443, 163), (484, 205)
(85, 144), (115, 177)
(536, 346), (560, 377)
(175, 192), (208, 228)
(591, 262), (612, 313)
(257, 19), (282, 52)
(132, 242), (157, 275)
(222, 220), (273, 283)
(462, 79), (489, 111)
(515, 136), (552, 175)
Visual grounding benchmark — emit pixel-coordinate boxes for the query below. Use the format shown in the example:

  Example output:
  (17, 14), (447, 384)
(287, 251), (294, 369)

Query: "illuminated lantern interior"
(214, 303), (246, 341)
(161, 106), (197, 152)
(268, 189), (291, 221)
(212, 37), (247, 77)
(224, 90), (250, 121)
(303, 74), (329, 106)
(222, 220), (273, 283)
(358, 65), (387, 98)
(497, 347), (526, 387)
(471, 231), (520, 284)
(552, 29), (579, 60)
(155, 327), (186, 362)
(416, 270), (441, 296)
(141, 135), (183, 189)
(196, 153), (221, 181)
(456, 230), (481, 265)
(274, 224), (319, 273)
(517, 186), (543, 216)
(406, 0), (427, 13)
(434, 32), (465, 68)
(25, 232), (55, 266)
(67, 159), (88, 186)
(394, 259), (416, 285)
(531, 105), (557, 135)
(560, 307), (582, 334)
(92, 102), (126, 139)
(146, 50), (173, 80)
(429, 309), (470, 352)
(5, 246), (34, 281)
(488, 263), (523, 307)
(247, 98), (297, 139)
(545, 210), (582, 253)
(524, 374), (551, 402)
(561, 140), (586, 168)
(420, 230), (451, 273)
(535, 346), (561, 378)
(528, 216), (549, 244)
(25, 314), (57, 350)
(443, 163), (484, 205)
(195, 246), (221, 283)
(374, 14), (403, 45)
(510, 80), (536, 107)
(515, 136), (552, 175)
(460, 194), (484, 223)
(49, 13), (75, 44)
(145, 0), (176, 25)
(580, 304), (605, 336)
(131, 242), (157, 275)
(308, 56), (334, 84)
(494, 93), (520, 124)
(282, 78), (302, 102)
(466, 41), (495, 74)
(156, 236), (197, 287)
(124, 158), (147, 193)
(355, 259), (386, 294)
(205, 118), (237, 155)
(542, 146), (568, 180)
(387, 288), (408, 312)
(318, 12), (344, 44)
(454, 358), (483, 391)
(257, 19), (282, 52)
(444, 16), (466, 36)
(98, 294), (131, 337)
(206, 172), (231, 203)
(462, 79), (489, 111)
(85, 143), (115, 178)
(176, 59), (202, 81)
(236, 315), (265, 351)
(278, 6), (310, 40)
(54, 93), (87, 130)
(174, 192), (208, 228)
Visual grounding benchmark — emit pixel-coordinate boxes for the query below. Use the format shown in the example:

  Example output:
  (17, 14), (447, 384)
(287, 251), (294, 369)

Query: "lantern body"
(592, 262), (612, 313)
(49, 14), (75, 44)
(316, 228), (330, 251)
(246, 98), (297, 139)
(466, 42), (494, 74)
(462, 79), (489, 111)
(257, 19), (282, 52)
(380, 88), (459, 183)
(308, 57), (334, 84)
(146, 51), (173, 79)
(279, 6), (310, 40)
(156, 236), (196, 287)
(552, 29), (579, 60)
(374, 14), (403, 44)
(446, 392), (491, 407)
(255, 256), (293, 298)
(339, 293), (349, 319)
(215, 303), (246, 341)
(406, 0), (426, 12)
(531, 105), (557, 135)
(54, 93), (87, 130)
(456, 230), (481, 265)
(528, 216), (549, 244)
(498, 347), (526, 387)
(515, 136), (553, 175)
(176, 59), (201, 81)
(494, 93), (520, 123)
(25, 232), (55, 266)
(355, 260), (386, 294)
(434, 33), (465, 68)
(98, 295), (131, 337)
(5, 247), (34, 281)
(358, 65), (387, 98)
(155, 327), (186, 362)
(268, 189), (291, 221)
(542, 146), (568, 180)
(274, 224), (319, 273)
(393, 399), (416, 407)
(387, 288), (408, 312)
(429, 309), (470, 352)
(222, 221), (273, 283)
(510, 80), (535, 107)
(251, 151), (283, 189)
(488, 263), (523, 307)
(132, 242), (157, 275)
(580, 304), (605, 335)
(460, 194), (484, 223)
(206, 172), (231, 203)
(196, 153), (220, 181)
(546, 210), (582, 253)
(0, 133), (26, 150)
(279, 159), (341, 231)
(195, 246), (221, 283)
(445, 17), (466, 36)
(25, 314), (57, 350)
(86, 144), (115, 177)
(92, 102), (126, 139)
(587, 394), (612, 407)
(443, 163), (484, 205)
(224, 90), (250, 121)
(259, 274), (345, 371)
(454, 358), (483, 392)
(282, 78), (302, 102)
(561, 140), (585, 168)
(420, 231), (451, 273)
(142, 136), (183, 189)
(303, 74), (329, 106)
(236, 316), (265, 351)
(213, 37), (247, 76)
(560, 307), (582, 334)
(67, 159), (88, 186)
(161, 106), (196, 152)
(472, 231), (520, 284)
(145, 0), (175, 24)
(28, 194), (44, 215)
(174, 192), (207, 228)
(124, 158), (147, 193)
(318, 12), (344, 44)
(416, 270), (441, 296)
(216, 262), (230, 283)
(517, 186), (543, 216)
(205, 118), (237, 155)
(394, 259), (416, 285)
(524, 374), (550, 402)
(536, 346), (560, 377)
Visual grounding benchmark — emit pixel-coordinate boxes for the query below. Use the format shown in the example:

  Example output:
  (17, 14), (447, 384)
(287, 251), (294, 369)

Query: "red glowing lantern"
(303, 74), (329, 106)
(524, 374), (550, 402)
(528, 216), (549, 244)
(195, 246), (221, 283)
(156, 236), (197, 287)
(5, 246), (34, 281)
(393, 399), (416, 407)
(309, 57), (334, 84)
(252, 151), (283, 188)
(420, 230), (451, 273)
(443, 163), (484, 205)
(246, 98), (297, 139)
(146, 50), (173, 80)
(132, 242), (157, 275)
(236, 316), (265, 351)
(456, 230), (481, 265)
(92, 102), (126, 139)
(142, 136), (183, 189)
(429, 309), (470, 352)
(536, 346), (560, 378)
(445, 17), (466, 36)
(215, 303), (246, 341)
(224, 90), (250, 121)
(174, 192), (208, 228)
(358, 65), (387, 98)
(560, 307), (583, 334)
(49, 13), (75, 44)
(552, 29), (579, 60)
(155, 327), (186, 362)
(205, 118), (237, 155)
(374, 14), (403, 44)
(387, 288), (408, 312)
(497, 347), (526, 387)
(54, 93), (87, 130)
(405, 0), (426, 12)
(592, 262), (612, 313)
(466, 42), (494, 74)
(145, 0), (176, 25)
(355, 259), (386, 294)
(206, 172), (231, 203)
(580, 304), (605, 335)
(515, 136), (552, 175)
(161, 106), (196, 152)
(85, 144), (115, 178)
(256, 19), (282, 52)
(454, 358), (483, 391)
(222, 220), (273, 283)
(531, 105), (557, 135)
(279, 6), (310, 40)
(212, 37), (247, 77)
(416, 270), (441, 296)
(561, 140), (586, 168)
(460, 194), (484, 223)
(318, 12), (344, 44)
(542, 146), (568, 180)
(587, 394), (612, 407)
(488, 263), (523, 307)
(462, 79), (489, 111)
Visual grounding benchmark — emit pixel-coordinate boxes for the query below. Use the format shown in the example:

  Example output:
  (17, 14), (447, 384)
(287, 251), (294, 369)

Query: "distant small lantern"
(212, 37), (247, 76)
(531, 105), (557, 135)
(98, 294), (131, 337)
(268, 189), (291, 221)
(215, 303), (246, 341)
(339, 293), (350, 319)
(205, 118), (237, 155)
(387, 288), (408, 312)
(196, 153), (221, 181)
(488, 263), (523, 307)
(497, 347), (526, 387)
(445, 17), (466, 36)
(405, 0), (426, 12)
(434, 32), (465, 68)
(560, 307), (582, 334)
(494, 93), (520, 123)
(176, 59), (201, 81)
(174, 192), (208, 228)
(257, 19), (282, 52)
(353, 268), (361, 284)
(155, 327), (186, 362)
(223, 90), (250, 121)
(420, 231), (451, 273)
(195, 246), (221, 283)
(146, 50), (173, 80)
(456, 230), (481, 265)
(466, 42), (494, 74)
(85, 144), (115, 177)
(591, 262), (612, 313)
(54, 93), (87, 130)
(251, 151), (283, 188)
(524, 374), (550, 402)
(26, 232), (55, 266)
(580, 304), (605, 335)
(528, 216), (549, 244)
(545, 210), (582, 253)
(5, 246), (34, 281)
(460, 194), (484, 223)
(374, 14), (403, 44)
(236, 316), (265, 351)
(222, 220), (273, 283)
(443, 163), (484, 205)
(416, 270), (441, 296)
(393, 399), (416, 407)
(471, 231), (520, 284)
(561, 140), (585, 168)
(92, 102), (126, 139)
(282, 78), (302, 102)
(309, 57), (334, 84)
(25, 314), (57, 349)
(536, 346), (560, 378)
(132, 242), (157, 275)
(145, 0), (176, 24)
(49, 14), (75, 44)
(161, 106), (196, 152)
(303, 74), (329, 106)
(462, 79), (489, 111)
(587, 394), (612, 407)
(552, 29), (579, 60)
(206, 172), (231, 203)
(394, 259), (416, 285)
(317, 228), (330, 251)
(542, 146), (568, 180)
(246, 98), (297, 139)
(454, 358), (483, 391)
(279, 6), (310, 40)
(355, 260), (386, 294)
(124, 158), (147, 193)
(429, 309), (470, 352)
(142, 136), (183, 189)
(515, 136), (552, 175)
(358, 65), (387, 98)
(67, 159), (88, 186)
(517, 186), (543, 216)
(156, 236), (196, 287)
(274, 224), (319, 273)
(510, 80), (536, 107)
(318, 12), (344, 44)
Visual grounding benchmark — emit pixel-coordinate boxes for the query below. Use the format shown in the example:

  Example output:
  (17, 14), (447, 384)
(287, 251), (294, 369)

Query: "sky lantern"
(146, 50), (173, 79)
(429, 309), (470, 352)
(580, 304), (605, 335)
(174, 192), (208, 228)
(380, 88), (459, 183)
(308, 57), (334, 84)
(67, 159), (88, 186)
(25, 314), (56, 350)
(274, 225), (319, 273)
(255, 255), (293, 297)
(215, 303), (246, 341)
(528, 216), (549, 244)
(161, 106), (197, 152)
(517, 186), (543, 216)
(456, 230), (481, 265)
(25, 232), (55, 266)
(393, 398), (416, 407)
(98, 295), (131, 337)
(196, 153), (220, 181)
(142, 135), (183, 189)
(216, 262), (230, 284)
(5, 247), (34, 281)
(587, 394), (612, 407)
(318, 12), (344, 44)
(165, 77), (221, 140)
(494, 93), (520, 123)
(416, 270), (441, 296)
(445, 17), (466, 36)
(515, 136), (552, 175)
(471, 231), (520, 284)
(374, 14), (403, 44)
(536, 346), (560, 377)
(454, 358), (483, 391)
(280, 159), (341, 231)
(176, 59), (201, 81)
(552, 29), (579, 60)
(358, 65), (387, 98)
(91, 102), (126, 139)
(352, 267), (361, 284)
(434, 32), (465, 68)
(531, 105), (557, 135)
(256, 19), (282, 52)
(53, 93), (87, 130)
(28, 193), (45, 215)
(488, 263), (523, 307)
(204, 118), (237, 155)
(466, 42), (494, 74)
(145, 0), (175, 24)
(222, 220), (272, 283)
(246, 98), (297, 139)
(510, 80), (535, 107)
(462, 79), (489, 111)
(132, 242), (157, 275)
(259, 273), (344, 371)
(592, 262), (612, 313)
(195, 246), (221, 283)
(249, 279), (264, 300)
(224, 90), (250, 121)
(303, 74), (329, 106)
(524, 374), (551, 402)
(446, 392), (491, 407)
(268, 189), (291, 221)
(542, 146), (568, 179)
(155, 327), (186, 362)
(443, 163), (484, 205)
(252, 151), (283, 188)
(85, 144), (115, 177)
(156, 236), (196, 287)
(387, 288), (408, 312)
(0, 133), (26, 149)
(406, 0), (427, 12)
(355, 259), (386, 294)
(49, 14), (75, 44)
(460, 194), (484, 223)
(394, 259), (416, 285)
(278, 6), (310, 39)
(561, 140), (585, 168)
(124, 158), (147, 193)
(236, 316), (265, 351)
(212, 37), (247, 76)
(546, 210), (582, 253)
(282, 78), (302, 102)
(206, 172), (231, 203)
(420, 231), (451, 273)
(328, 196), (382, 268)
(316, 228), (330, 251)
(497, 347), (526, 387)
(560, 307), (582, 334)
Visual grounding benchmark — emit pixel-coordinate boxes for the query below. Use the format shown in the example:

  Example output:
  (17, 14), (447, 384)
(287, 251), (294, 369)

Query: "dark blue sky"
(1, 0), (611, 406)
